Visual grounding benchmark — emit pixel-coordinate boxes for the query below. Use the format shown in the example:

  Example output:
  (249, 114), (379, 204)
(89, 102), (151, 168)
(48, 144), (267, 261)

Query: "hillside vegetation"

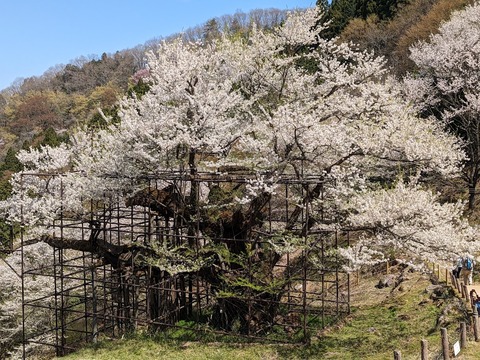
(0, 0), (474, 162)
(0, 0), (474, 171)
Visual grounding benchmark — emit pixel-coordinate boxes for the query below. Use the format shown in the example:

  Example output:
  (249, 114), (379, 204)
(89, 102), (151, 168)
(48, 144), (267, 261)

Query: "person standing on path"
(461, 256), (474, 285)
(454, 257), (463, 279)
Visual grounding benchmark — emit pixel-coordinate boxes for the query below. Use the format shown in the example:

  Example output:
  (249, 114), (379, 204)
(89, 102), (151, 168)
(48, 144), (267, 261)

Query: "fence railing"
(393, 267), (479, 360)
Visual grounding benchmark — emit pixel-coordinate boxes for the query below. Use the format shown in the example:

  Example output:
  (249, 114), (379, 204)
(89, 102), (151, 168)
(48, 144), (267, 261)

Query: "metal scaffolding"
(16, 171), (350, 357)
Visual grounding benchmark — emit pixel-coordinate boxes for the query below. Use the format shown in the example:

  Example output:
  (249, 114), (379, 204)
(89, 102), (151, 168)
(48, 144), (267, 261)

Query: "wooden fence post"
(393, 349), (401, 360)
(460, 322), (467, 349)
(421, 339), (428, 360)
(441, 327), (450, 360)
(474, 306), (479, 342)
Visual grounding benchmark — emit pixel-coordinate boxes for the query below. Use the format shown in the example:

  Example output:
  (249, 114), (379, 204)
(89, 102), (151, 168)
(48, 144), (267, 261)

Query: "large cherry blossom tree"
(407, 1), (480, 209)
(0, 7), (476, 350)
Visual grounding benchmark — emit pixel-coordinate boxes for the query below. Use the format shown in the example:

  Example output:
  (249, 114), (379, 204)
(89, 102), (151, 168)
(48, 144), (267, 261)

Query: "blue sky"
(0, 0), (316, 90)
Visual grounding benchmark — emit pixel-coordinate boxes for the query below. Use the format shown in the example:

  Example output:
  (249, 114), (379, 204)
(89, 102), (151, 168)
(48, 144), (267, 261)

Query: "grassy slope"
(56, 266), (480, 360)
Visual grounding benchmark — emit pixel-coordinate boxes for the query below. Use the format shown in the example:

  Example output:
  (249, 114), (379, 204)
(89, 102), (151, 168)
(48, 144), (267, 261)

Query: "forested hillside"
(335, 0), (475, 75)
(1, 0), (474, 157)
(0, 1), (473, 163)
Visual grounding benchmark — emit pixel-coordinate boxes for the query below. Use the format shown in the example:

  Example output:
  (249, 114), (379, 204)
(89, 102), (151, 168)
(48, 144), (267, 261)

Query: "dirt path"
(466, 284), (480, 294)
